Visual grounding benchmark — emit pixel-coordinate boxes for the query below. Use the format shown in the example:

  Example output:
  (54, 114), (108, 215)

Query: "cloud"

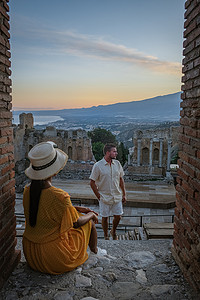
(55, 30), (181, 75)
(12, 19), (181, 75)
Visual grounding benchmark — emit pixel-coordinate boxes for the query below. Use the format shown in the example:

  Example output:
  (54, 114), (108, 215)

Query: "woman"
(23, 141), (98, 274)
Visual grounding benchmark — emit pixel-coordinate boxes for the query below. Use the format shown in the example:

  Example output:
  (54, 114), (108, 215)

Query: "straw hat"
(25, 141), (68, 180)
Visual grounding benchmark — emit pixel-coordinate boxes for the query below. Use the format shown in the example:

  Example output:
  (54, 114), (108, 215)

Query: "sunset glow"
(10, 0), (184, 110)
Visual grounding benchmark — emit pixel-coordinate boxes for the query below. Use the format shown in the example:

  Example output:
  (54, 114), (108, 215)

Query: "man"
(90, 143), (126, 240)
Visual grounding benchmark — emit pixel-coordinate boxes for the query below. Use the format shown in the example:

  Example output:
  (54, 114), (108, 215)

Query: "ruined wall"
(0, 0), (20, 288)
(172, 0), (200, 290)
(19, 113), (33, 129)
(125, 126), (179, 180)
(13, 114), (95, 191)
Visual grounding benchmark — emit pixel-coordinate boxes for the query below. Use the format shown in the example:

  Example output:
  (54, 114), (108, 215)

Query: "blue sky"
(10, 0), (185, 110)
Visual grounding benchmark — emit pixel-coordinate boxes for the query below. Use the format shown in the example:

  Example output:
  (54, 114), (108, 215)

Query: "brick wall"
(0, 0), (20, 288)
(172, 0), (200, 290)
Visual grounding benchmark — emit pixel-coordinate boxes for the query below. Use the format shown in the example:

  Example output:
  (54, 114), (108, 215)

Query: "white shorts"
(99, 200), (123, 217)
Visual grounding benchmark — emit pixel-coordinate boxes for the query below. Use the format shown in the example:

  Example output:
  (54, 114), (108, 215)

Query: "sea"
(12, 114), (64, 126)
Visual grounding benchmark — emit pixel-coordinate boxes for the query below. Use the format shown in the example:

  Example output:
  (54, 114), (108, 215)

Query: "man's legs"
(110, 215), (121, 240)
(102, 217), (109, 239)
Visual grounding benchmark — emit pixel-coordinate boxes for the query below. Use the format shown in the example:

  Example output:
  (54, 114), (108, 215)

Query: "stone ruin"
(124, 126), (179, 181)
(13, 113), (95, 191)
(13, 113), (180, 190)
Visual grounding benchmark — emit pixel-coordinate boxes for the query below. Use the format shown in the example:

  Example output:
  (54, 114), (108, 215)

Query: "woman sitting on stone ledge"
(23, 141), (98, 274)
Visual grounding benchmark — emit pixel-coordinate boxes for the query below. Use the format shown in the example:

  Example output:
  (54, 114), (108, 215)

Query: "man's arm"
(119, 177), (126, 204)
(90, 179), (100, 201)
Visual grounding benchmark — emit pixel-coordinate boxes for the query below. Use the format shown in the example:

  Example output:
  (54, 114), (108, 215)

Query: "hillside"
(13, 92), (181, 122)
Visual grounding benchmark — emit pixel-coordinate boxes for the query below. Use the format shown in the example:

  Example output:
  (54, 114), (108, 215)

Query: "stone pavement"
(1, 240), (199, 300)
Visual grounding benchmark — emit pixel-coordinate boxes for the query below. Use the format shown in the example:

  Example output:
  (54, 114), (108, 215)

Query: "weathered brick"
(183, 208), (198, 231)
(0, 24), (10, 38)
(183, 39), (195, 54)
(179, 133), (190, 144)
(183, 27), (200, 47)
(180, 117), (190, 126)
(184, 48), (200, 65)
(184, 4), (200, 27)
(180, 98), (199, 108)
(0, 127), (12, 137)
(0, 174), (9, 187)
(0, 136), (7, 145)
(189, 177), (200, 192)
(1, 161), (14, 175)
(2, 179), (15, 193)
(182, 144), (197, 156)
(9, 170), (15, 179)
(0, 110), (12, 119)
(3, 18), (10, 31)
(182, 61), (194, 72)
(189, 118), (198, 128)
(0, 6), (9, 20)
(188, 156), (200, 170)
(3, 1), (9, 12)
(181, 180), (194, 197)
(196, 149), (200, 159)
(0, 144), (14, 155)
(194, 57), (200, 68)
(185, 0), (192, 10)
(177, 168), (189, 182)
(0, 92), (11, 101)
(184, 20), (197, 38)
(185, 68), (200, 80)
(8, 153), (14, 162)
(190, 137), (200, 149)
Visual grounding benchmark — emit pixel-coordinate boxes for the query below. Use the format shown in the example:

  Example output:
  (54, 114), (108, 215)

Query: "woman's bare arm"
(73, 212), (98, 228)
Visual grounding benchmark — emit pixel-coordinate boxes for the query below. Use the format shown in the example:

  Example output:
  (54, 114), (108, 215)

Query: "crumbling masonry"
(125, 126), (179, 180)
(13, 113), (95, 191)
(171, 0), (200, 290)
(0, 0), (20, 288)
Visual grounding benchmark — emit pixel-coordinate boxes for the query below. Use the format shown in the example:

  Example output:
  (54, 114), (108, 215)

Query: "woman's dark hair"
(29, 180), (45, 227)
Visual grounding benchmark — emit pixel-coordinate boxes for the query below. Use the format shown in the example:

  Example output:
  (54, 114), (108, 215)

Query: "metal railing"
(15, 197), (174, 238)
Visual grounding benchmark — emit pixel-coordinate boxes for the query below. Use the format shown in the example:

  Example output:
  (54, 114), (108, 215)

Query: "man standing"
(90, 144), (126, 240)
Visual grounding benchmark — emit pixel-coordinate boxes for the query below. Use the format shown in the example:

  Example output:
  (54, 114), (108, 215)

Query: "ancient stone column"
(149, 139), (153, 166)
(167, 139), (172, 172)
(137, 139), (141, 166)
(128, 153), (131, 165)
(159, 138), (163, 167)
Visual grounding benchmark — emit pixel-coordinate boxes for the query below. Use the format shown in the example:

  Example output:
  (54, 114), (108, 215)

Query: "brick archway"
(0, 0), (199, 291)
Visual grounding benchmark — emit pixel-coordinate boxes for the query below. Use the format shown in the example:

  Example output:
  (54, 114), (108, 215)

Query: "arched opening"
(153, 148), (159, 164)
(68, 146), (72, 159)
(77, 146), (82, 160)
(142, 147), (149, 165)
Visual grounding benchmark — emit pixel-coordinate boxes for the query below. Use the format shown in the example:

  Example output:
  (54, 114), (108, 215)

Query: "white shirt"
(89, 158), (124, 204)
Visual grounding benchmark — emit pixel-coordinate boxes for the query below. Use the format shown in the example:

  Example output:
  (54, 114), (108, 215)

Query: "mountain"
(13, 92), (181, 122)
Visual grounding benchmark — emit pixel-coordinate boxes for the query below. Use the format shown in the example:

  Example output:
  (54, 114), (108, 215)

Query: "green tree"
(88, 128), (128, 165)
(92, 142), (104, 161)
(88, 127), (116, 144)
(88, 127), (117, 161)
(117, 142), (129, 166)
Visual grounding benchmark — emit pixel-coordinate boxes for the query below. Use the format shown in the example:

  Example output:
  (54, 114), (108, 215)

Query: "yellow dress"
(22, 185), (91, 274)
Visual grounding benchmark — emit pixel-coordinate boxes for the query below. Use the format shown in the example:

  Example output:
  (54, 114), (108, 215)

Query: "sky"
(10, 0), (185, 110)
